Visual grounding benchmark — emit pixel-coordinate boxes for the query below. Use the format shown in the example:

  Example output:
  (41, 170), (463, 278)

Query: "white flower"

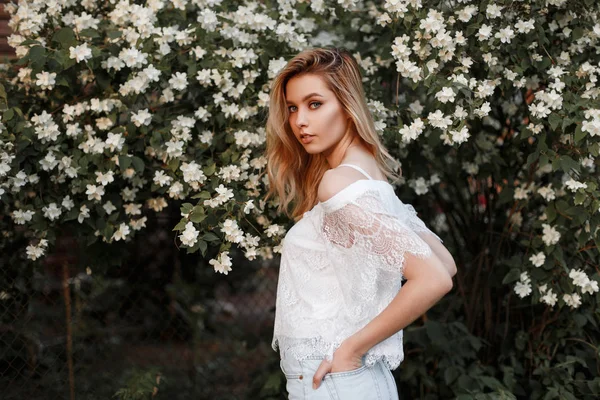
(515, 19), (535, 34)
(486, 4), (503, 19)
(62, 196), (74, 210)
(42, 203), (62, 221)
(78, 205), (90, 223)
(540, 288), (558, 307)
(495, 27), (515, 44)
(95, 171), (115, 186)
(537, 185), (556, 201)
(244, 200), (255, 214)
(169, 72), (188, 91)
(179, 222), (199, 247)
(569, 269), (589, 287)
(69, 43), (92, 63)
(563, 293), (582, 309)
(474, 102), (491, 118)
(529, 252), (546, 267)
(462, 162), (479, 175)
(399, 119), (425, 143)
(103, 201), (117, 215)
(153, 170), (172, 187)
(26, 244), (46, 260)
(449, 126), (470, 144)
(268, 57), (287, 79)
(427, 110), (452, 129)
(130, 216), (147, 231)
(12, 209), (35, 225)
(581, 279), (599, 295)
(131, 109), (152, 127)
(221, 219), (244, 243)
(35, 71), (57, 90)
(410, 177), (429, 195)
(514, 281), (532, 298)
(112, 223), (131, 241)
(541, 223), (561, 246)
(454, 106), (468, 119)
(105, 133), (125, 152)
(124, 203), (142, 216)
(209, 251), (233, 275)
(477, 24), (492, 41)
(565, 178), (587, 192)
(435, 87), (456, 104)
(86, 184), (105, 201)
(265, 224), (284, 238)
(514, 185), (531, 200)
(408, 100), (424, 115)
(119, 47), (147, 69)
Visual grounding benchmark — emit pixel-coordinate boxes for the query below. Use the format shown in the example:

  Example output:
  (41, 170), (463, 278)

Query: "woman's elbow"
(446, 261), (457, 279)
(440, 271), (454, 294)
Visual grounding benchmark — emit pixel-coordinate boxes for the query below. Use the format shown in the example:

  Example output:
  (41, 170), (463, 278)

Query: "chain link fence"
(0, 209), (283, 400)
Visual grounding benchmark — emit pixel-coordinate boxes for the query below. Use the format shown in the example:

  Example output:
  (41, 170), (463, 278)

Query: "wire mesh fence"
(0, 209), (283, 400)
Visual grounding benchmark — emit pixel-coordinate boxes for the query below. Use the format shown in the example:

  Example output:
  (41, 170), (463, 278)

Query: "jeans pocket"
(326, 363), (368, 378)
(280, 359), (302, 379)
(326, 365), (383, 400)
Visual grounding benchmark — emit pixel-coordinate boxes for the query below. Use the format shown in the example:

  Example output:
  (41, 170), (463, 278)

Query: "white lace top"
(272, 163), (443, 370)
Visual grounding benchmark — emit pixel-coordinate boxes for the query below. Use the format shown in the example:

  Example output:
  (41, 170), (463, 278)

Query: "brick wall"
(0, 1), (15, 58)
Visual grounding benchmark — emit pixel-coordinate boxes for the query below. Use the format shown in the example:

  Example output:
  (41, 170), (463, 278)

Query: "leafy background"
(0, 0), (599, 399)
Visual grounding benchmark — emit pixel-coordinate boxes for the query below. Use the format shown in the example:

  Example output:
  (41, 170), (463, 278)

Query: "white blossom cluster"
(3, 0), (321, 266)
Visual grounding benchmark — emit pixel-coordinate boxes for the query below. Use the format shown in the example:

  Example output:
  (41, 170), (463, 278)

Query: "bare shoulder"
(318, 167), (366, 203)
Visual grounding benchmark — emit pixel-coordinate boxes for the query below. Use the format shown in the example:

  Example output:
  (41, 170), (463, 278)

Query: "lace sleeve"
(320, 188), (436, 276)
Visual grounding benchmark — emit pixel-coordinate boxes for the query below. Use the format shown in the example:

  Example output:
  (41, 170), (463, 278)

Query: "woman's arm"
(312, 251), (453, 389)
(416, 231), (457, 277)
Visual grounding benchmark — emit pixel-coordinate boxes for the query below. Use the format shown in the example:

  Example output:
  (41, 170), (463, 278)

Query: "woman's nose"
(295, 109), (307, 128)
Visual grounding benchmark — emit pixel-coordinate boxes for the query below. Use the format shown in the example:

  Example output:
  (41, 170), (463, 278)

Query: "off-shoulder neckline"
(317, 178), (394, 207)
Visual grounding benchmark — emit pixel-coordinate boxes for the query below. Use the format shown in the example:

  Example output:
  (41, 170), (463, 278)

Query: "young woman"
(265, 47), (457, 400)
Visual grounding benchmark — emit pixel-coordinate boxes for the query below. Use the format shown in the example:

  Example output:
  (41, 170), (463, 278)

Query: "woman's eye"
(288, 102), (321, 113)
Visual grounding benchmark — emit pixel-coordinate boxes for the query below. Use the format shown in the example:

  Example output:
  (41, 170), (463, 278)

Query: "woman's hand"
(312, 339), (364, 390)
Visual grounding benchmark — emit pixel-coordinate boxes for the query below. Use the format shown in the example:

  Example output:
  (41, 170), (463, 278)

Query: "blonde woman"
(265, 47), (457, 400)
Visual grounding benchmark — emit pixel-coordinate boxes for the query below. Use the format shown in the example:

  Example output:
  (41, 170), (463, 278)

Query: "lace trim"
(272, 334), (405, 370)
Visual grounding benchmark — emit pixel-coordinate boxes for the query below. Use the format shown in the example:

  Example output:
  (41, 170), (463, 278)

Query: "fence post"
(62, 262), (75, 400)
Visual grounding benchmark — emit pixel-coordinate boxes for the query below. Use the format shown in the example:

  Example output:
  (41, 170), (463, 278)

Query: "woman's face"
(285, 73), (352, 155)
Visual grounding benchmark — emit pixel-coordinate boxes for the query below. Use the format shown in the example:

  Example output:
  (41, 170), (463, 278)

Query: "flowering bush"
(1, 0), (599, 398)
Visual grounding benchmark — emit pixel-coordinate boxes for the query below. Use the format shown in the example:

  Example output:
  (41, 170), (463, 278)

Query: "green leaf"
(52, 27), (77, 48)
(189, 213), (207, 223)
(202, 232), (220, 242)
(118, 155), (132, 171)
(172, 220), (187, 231)
(3, 108), (14, 122)
(131, 156), (145, 173)
(28, 46), (46, 69)
(0, 82), (7, 103)
(107, 30), (122, 40)
(548, 113), (561, 131)
(198, 240), (208, 256)
(545, 204), (557, 223)
(502, 268), (521, 284)
(168, 158), (180, 172)
(444, 367), (461, 385)
(572, 27), (584, 41)
(80, 28), (100, 38)
(203, 163), (216, 176)
(574, 124), (585, 143)
(559, 156), (580, 173)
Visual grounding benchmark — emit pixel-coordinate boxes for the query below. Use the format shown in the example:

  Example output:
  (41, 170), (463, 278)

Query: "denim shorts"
(280, 356), (399, 400)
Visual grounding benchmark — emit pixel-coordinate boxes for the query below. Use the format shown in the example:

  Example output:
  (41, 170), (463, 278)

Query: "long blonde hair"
(264, 47), (400, 221)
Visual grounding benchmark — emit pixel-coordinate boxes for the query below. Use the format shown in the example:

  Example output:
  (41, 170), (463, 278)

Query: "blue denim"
(280, 356), (399, 400)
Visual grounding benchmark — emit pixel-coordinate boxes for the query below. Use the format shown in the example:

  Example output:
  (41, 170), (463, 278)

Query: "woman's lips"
(300, 134), (315, 144)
